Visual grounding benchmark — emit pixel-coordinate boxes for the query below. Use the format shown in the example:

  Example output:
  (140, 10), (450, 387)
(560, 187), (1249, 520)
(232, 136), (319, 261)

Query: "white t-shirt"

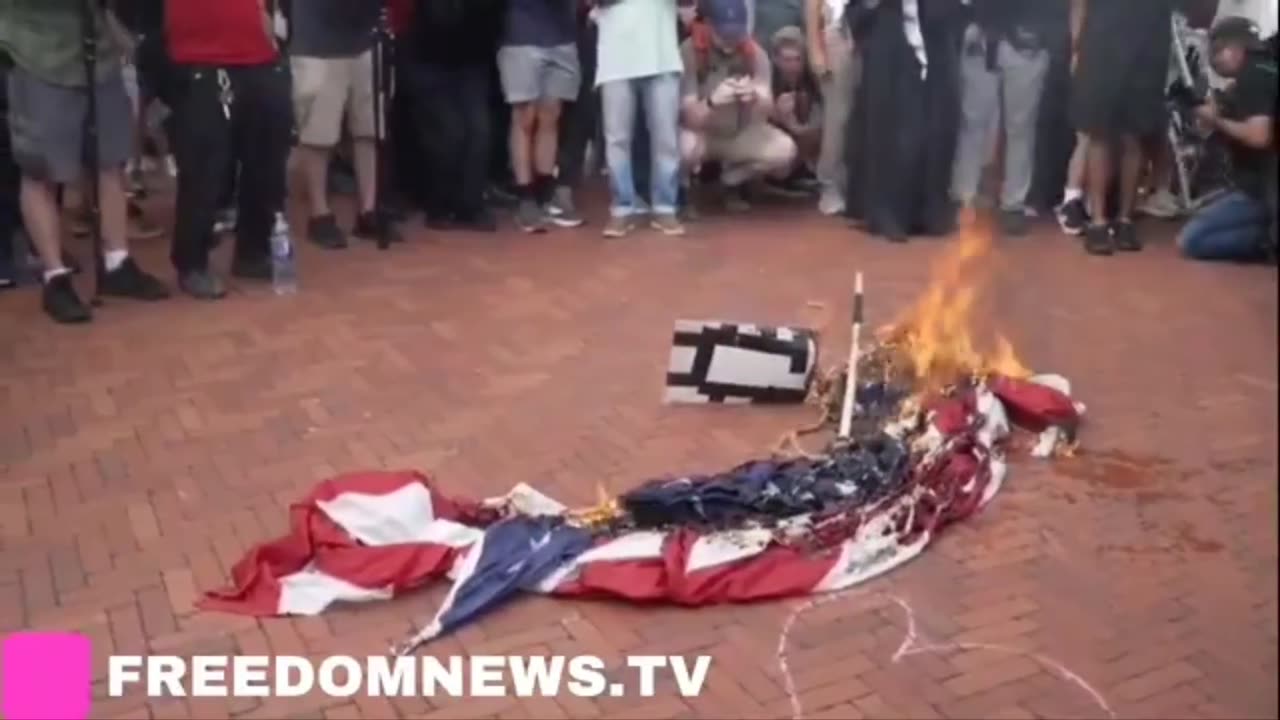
(594, 0), (684, 85)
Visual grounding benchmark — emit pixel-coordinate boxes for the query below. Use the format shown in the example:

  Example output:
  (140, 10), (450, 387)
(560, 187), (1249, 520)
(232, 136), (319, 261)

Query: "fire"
(877, 227), (1031, 390)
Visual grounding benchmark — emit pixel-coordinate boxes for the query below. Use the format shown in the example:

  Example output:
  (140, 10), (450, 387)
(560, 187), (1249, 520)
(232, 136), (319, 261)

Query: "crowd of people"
(0, 0), (1276, 325)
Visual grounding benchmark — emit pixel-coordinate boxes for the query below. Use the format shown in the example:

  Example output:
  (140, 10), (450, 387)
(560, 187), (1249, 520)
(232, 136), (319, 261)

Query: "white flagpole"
(837, 273), (864, 438)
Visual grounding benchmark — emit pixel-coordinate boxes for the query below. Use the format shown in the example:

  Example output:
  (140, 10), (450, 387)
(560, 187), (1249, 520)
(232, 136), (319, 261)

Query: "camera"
(1167, 78), (1205, 110)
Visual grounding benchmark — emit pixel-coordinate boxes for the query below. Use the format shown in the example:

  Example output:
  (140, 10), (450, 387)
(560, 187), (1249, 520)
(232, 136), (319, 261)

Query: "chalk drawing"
(776, 591), (1116, 720)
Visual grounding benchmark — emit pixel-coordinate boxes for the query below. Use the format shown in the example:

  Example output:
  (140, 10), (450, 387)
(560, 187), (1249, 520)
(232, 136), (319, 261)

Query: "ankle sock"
(44, 267), (71, 282)
(104, 249), (128, 272)
(1063, 188), (1083, 204)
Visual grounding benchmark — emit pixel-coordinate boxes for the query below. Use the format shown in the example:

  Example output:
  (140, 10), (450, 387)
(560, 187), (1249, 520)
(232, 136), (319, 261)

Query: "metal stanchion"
(80, 0), (106, 304)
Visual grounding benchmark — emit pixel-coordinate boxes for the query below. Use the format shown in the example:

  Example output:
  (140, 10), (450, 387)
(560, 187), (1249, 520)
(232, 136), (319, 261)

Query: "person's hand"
(1194, 96), (1220, 132)
(734, 79), (759, 104)
(809, 52), (830, 79)
(709, 79), (740, 107)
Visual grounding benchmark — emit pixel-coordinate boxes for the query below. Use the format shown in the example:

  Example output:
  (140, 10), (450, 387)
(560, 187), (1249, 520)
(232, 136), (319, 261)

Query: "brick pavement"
(0, 187), (1276, 720)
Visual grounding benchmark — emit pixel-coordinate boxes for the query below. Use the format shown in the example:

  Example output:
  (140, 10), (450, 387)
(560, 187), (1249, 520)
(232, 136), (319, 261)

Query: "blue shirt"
(504, 0), (577, 48)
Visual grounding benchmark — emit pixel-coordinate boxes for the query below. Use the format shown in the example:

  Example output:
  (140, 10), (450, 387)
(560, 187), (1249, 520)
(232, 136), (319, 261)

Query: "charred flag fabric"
(199, 374), (1084, 651)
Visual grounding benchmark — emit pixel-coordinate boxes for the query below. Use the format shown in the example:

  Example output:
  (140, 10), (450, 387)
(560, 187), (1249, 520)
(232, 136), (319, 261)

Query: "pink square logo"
(1, 632), (92, 719)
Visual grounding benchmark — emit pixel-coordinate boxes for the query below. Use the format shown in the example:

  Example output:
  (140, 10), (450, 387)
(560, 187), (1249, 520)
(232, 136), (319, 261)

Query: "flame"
(878, 227), (1031, 390)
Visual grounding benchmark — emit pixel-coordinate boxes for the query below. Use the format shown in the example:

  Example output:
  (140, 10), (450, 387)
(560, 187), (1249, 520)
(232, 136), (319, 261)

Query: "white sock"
(104, 250), (129, 272)
(1062, 188), (1083, 204)
(43, 267), (71, 283)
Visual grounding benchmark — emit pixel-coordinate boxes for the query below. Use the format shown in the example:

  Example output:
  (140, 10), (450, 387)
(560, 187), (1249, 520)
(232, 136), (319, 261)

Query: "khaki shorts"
(291, 52), (378, 147)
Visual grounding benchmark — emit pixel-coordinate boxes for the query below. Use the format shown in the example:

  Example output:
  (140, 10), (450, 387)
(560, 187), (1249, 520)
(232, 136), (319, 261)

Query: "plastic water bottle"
(270, 212), (297, 295)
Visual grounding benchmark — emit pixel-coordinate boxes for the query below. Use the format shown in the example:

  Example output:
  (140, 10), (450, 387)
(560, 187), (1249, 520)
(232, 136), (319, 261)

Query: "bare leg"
(533, 100), (562, 177)
(298, 145), (332, 217)
(1117, 134), (1143, 220)
(1064, 132), (1088, 195)
(509, 103), (537, 187)
(97, 170), (130, 254)
(1084, 134), (1111, 225)
(19, 177), (64, 273)
(352, 137), (377, 214)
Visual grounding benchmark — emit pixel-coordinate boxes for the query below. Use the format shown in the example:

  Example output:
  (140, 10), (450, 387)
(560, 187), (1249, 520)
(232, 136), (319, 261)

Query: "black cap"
(1210, 16), (1261, 47)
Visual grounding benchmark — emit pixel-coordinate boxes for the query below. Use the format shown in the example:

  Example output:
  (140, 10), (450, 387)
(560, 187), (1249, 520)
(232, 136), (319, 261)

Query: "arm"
(749, 43), (775, 119)
(804, 0), (828, 76)
(1211, 114), (1275, 150)
(679, 42), (712, 129)
(1069, 0), (1085, 58)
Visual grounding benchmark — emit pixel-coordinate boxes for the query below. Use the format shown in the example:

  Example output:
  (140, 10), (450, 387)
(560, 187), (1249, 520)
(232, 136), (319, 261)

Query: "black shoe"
(1000, 209), (1030, 237)
(231, 255), (272, 281)
(100, 257), (170, 300)
(62, 250), (83, 275)
(308, 214), (348, 249)
(1112, 220), (1142, 252)
(1056, 198), (1089, 236)
(354, 211), (404, 244)
(178, 269), (227, 300)
(1083, 224), (1114, 256)
(42, 272), (92, 323)
(0, 257), (17, 291)
(454, 209), (498, 232)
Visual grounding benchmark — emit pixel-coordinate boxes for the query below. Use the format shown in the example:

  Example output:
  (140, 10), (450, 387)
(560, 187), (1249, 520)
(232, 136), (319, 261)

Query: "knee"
(535, 101), (561, 128)
(761, 132), (798, 172)
(513, 105), (538, 133)
(679, 131), (705, 169)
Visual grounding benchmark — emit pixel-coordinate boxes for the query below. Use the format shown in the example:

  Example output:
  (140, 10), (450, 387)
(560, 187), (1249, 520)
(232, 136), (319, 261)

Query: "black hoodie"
(407, 0), (506, 66)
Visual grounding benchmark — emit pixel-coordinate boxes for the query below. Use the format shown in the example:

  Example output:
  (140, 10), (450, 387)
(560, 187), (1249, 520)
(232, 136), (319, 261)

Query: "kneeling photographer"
(1178, 17), (1277, 263)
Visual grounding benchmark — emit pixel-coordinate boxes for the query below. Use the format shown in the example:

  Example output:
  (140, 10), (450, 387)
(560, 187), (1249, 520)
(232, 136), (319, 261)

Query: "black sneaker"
(1056, 198), (1089, 236)
(354, 211), (404, 244)
(1000, 208), (1030, 237)
(100, 257), (170, 300)
(231, 255), (272, 281)
(307, 214), (347, 249)
(545, 187), (585, 228)
(178, 269), (227, 300)
(1112, 220), (1142, 252)
(1083, 223), (1114, 256)
(42, 272), (92, 323)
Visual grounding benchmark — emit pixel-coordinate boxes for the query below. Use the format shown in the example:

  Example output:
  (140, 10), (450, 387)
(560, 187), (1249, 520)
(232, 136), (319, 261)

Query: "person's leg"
(347, 49), (398, 241)
(171, 66), (233, 296)
(950, 39), (1000, 213)
(642, 72), (684, 234)
(291, 55), (348, 248)
(721, 124), (798, 187)
(997, 42), (1049, 235)
(232, 61), (293, 277)
(1177, 191), (1269, 261)
(0, 69), (21, 287)
(498, 46), (545, 231)
(537, 43), (580, 226)
(457, 65), (494, 226)
(599, 78), (639, 236)
(816, 27), (855, 215)
(1111, 133), (1146, 251)
(552, 19), (596, 222)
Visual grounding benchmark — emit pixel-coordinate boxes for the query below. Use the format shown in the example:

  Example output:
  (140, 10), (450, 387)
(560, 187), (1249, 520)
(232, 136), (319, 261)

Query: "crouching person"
(679, 0), (797, 212)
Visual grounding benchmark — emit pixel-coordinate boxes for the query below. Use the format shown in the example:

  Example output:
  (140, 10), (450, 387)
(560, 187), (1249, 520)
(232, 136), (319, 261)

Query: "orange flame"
(878, 227), (1031, 390)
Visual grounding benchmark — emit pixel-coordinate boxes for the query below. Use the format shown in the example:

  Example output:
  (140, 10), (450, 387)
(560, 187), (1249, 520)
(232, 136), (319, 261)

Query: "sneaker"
(762, 177), (811, 200)
(100, 257), (170, 300)
(602, 216), (634, 238)
(546, 187), (585, 228)
(999, 208), (1030, 237)
(1112, 220), (1142, 252)
(353, 211), (404, 244)
(515, 199), (548, 234)
(307, 214), (348, 249)
(650, 213), (686, 236)
(1056, 197), (1089, 236)
(178, 269), (227, 300)
(212, 208), (237, 234)
(0, 256), (16, 290)
(487, 183), (519, 209)
(231, 255), (272, 281)
(42, 272), (92, 323)
(723, 185), (751, 212)
(1139, 189), (1183, 219)
(164, 155), (178, 178)
(818, 188), (846, 216)
(1083, 223), (1114, 256)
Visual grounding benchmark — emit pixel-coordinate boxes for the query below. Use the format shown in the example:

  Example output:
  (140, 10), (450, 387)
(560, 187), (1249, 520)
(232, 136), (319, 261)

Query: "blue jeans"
(600, 73), (681, 217)
(1178, 191), (1269, 262)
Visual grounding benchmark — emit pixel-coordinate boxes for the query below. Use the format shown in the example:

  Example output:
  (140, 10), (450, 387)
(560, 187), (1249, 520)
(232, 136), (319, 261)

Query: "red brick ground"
(1, 183), (1276, 720)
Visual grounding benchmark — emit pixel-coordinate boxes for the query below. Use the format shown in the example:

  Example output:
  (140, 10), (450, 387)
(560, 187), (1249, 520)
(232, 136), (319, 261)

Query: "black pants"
(556, 18), (598, 190)
(170, 62), (292, 273)
(405, 63), (491, 219)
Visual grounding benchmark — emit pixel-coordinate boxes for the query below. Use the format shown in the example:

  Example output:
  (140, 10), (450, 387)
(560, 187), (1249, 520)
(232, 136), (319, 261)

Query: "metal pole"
(80, 0), (105, 304)
(373, 2), (391, 250)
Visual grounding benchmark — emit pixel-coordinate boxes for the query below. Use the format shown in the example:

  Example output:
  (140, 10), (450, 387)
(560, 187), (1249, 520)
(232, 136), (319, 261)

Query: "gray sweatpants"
(950, 37), (1048, 211)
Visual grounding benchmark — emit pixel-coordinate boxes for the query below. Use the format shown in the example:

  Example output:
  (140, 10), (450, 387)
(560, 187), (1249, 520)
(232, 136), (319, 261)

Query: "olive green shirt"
(0, 0), (121, 87)
(679, 38), (774, 138)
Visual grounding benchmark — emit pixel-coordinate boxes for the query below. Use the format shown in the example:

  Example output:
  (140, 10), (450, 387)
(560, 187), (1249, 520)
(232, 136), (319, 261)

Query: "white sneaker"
(818, 188), (845, 216)
(1140, 189), (1183, 219)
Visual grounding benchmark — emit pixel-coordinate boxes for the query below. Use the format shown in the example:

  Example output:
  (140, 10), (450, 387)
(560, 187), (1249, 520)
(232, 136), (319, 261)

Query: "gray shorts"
(6, 65), (134, 184)
(497, 44), (581, 104)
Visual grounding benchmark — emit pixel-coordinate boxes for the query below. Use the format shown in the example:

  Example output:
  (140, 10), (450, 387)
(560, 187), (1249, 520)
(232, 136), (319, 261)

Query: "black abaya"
(844, 0), (966, 238)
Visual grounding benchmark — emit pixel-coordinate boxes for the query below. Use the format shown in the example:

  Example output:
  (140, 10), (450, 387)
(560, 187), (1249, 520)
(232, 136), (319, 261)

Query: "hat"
(700, 0), (751, 45)
(1210, 16), (1261, 48)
